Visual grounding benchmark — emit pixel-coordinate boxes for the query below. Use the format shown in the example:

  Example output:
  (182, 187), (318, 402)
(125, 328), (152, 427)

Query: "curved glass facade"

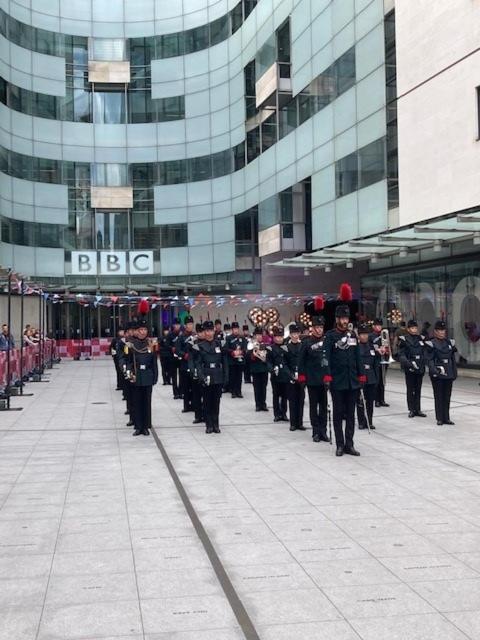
(0, 0), (391, 288)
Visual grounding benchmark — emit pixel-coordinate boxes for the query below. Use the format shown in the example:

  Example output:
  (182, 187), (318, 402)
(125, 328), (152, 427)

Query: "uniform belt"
(209, 363), (222, 369)
(442, 359), (449, 363)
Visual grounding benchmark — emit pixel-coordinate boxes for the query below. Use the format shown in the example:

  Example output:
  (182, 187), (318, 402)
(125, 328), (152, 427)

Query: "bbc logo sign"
(71, 251), (154, 275)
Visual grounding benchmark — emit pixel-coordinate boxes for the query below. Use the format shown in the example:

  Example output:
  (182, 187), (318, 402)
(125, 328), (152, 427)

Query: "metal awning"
(270, 209), (480, 270)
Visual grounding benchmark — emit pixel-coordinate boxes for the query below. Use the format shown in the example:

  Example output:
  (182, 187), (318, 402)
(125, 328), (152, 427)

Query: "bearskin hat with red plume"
(137, 299), (150, 316)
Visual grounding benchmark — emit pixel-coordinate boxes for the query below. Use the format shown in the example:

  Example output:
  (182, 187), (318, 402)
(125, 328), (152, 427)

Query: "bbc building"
(1, 1), (480, 366)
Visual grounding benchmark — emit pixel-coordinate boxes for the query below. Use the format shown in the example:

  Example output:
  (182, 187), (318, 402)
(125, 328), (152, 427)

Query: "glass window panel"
(359, 138), (385, 189)
(188, 155), (212, 181)
(95, 211), (130, 249)
(234, 142), (246, 171)
(231, 4), (243, 33)
(276, 19), (290, 63)
(35, 92), (58, 119)
(282, 223), (293, 239)
(212, 150), (232, 178)
(256, 34), (276, 79)
(159, 160), (187, 185)
(210, 15), (230, 46)
(92, 163), (128, 186)
(335, 47), (356, 95)
(244, 0), (257, 19)
(185, 25), (209, 54)
(128, 90), (150, 123)
(93, 90), (126, 124)
(73, 89), (91, 122)
(160, 223), (188, 248)
(279, 98), (298, 138)
(280, 189), (293, 222)
(0, 78), (6, 104)
(258, 195), (279, 231)
(92, 38), (127, 61)
(261, 112), (277, 151)
(160, 33), (183, 58)
(247, 127), (260, 163)
(335, 151), (358, 197)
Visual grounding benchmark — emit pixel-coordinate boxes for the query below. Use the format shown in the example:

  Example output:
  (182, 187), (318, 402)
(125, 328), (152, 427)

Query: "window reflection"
(93, 89), (126, 124)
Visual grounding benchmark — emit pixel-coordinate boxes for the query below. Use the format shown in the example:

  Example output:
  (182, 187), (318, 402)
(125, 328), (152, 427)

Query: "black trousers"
(124, 383), (135, 423)
(230, 365), (244, 396)
(160, 356), (171, 384)
(356, 384), (375, 427)
(307, 385), (328, 437)
(288, 383), (305, 428)
(331, 388), (357, 449)
(180, 369), (193, 411)
(405, 372), (423, 413)
(192, 380), (204, 421)
(170, 360), (180, 397)
(113, 357), (123, 389)
(244, 358), (252, 383)
(252, 372), (268, 409)
(203, 384), (222, 430)
(431, 378), (453, 422)
(376, 365), (388, 403)
(132, 385), (152, 431)
(271, 377), (288, 419)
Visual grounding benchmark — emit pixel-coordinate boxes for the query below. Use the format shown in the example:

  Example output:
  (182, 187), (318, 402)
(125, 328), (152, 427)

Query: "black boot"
(213, 418), (221, 434)
(344, 446), (361, 456)
(336, 446), (344, 456)
(132, 429), (142, 436)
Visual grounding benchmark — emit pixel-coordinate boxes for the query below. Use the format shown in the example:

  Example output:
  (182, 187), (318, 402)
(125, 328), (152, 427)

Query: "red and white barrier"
(0, 340), (57, 388)
(56, 338), (112, 359)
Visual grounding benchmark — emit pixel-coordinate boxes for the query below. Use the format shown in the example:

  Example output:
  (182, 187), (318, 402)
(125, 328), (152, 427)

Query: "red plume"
(313, 295), (325, 312)
(137, 299), (150, 316)
(339, 283), (353, 302)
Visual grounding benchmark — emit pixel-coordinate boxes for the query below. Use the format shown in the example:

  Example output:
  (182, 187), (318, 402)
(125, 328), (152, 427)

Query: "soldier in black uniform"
(298, 317), (330, 442)
(268, 326), (290, 423)
(425, 320), (457, 426)
(357, 323), (380, 429)
(225, 322), (247, 398)
(284, 324), (306, 431)
(158, 326), (172, 385)
(191, 323), (205, 424)
(397, 319), (427, 418)
(249, 327), (271, 411)
(124, 319), (158, 436)
(167, 318), (182, 399)
(242, 325), (252, 383)
(176, 316), (195, 413)
(109, 328), (125, 390)
(370, 318), (390, 407)
(214, 319), (224, 341)
(118, 321), (136, 427)
(193, 320), (227, 434)
(323, 305), (366, 456)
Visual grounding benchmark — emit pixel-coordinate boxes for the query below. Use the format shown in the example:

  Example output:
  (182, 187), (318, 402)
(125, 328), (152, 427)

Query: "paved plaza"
(1, 360), (480, 639)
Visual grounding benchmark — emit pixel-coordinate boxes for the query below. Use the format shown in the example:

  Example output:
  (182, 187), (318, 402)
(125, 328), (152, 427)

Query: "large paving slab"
(1, 359), (480, 639)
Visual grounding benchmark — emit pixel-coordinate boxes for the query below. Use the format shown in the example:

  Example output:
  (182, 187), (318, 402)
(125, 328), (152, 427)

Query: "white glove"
(294, 371), (299, 380)
(411, 361), (419, 370)
(436, 366), (445, 376)
(273, 366), (279, 376)
(204, 375), (211, 386)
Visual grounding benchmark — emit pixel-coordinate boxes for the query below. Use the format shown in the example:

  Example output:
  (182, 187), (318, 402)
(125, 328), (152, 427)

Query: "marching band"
(110, 299), (458, 451)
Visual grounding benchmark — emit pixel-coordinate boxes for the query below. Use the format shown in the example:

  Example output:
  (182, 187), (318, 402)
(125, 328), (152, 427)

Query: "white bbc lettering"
(130, 251), (153, 274)
(100, 252), (127, 275)
(71, 251), (97, 275)
(71, 251), (153, 275)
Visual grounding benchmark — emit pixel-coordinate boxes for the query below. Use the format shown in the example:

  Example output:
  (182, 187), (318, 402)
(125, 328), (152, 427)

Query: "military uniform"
(167, 320), (182, 399)
(158, 329), (172, 385)
(249, 329), (271, 411)
(123, 321), (158, 436)
(298, 318), (329, 441)
(397, 320), (427, 418)
(193, 320), (227, 433)
(225, 323), (247, 398)
(190, 324), (205, 424)
(268, 328), (290, 422)
(284, 325), (306, 431)
(425, 320), (457, 425)
(109, 331), (124, 390)
(117, 323), (136, 427)
(242, 325), (252, 383)
(176, 317), (195, 413)
(370, 319), (390, 407)
(323, 306), (366, 456)
(357, 324), (380, 429)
